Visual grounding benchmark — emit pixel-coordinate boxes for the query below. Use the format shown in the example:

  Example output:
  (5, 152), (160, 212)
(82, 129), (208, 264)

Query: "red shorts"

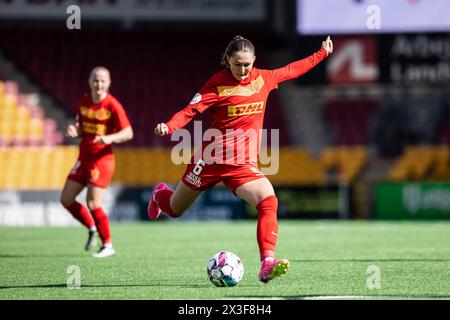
(182, 161), (266, 194)
(67, 153), (115, 188)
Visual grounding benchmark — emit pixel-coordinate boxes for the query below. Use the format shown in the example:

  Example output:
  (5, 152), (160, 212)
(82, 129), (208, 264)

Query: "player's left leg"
(234, 177), (289, 283)
(86, 184), (115, 258)
(149, 180), (203, 219)
(60, 179), (94, 229)
(148, 160), (214, 220)
(60, 178), (98, 251)
(85, 155), (116, 258)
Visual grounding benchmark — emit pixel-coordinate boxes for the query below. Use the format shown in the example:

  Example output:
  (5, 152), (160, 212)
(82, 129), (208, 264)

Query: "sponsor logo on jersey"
(90, 168), (100, 181)
(218, 75), (265, 97)
(184, 172), (201, 187)
(227, 101), (264, 117)
(82, 122), (107, 135)
(80, 106), (112, 120)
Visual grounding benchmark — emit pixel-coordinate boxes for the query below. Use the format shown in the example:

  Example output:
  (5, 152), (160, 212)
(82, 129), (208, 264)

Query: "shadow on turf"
(0, 283), (223, 290)
(0, 282), (262, 290)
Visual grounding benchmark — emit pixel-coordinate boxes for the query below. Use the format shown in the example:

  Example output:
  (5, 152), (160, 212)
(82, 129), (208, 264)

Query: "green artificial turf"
(0, 220), (449, 300)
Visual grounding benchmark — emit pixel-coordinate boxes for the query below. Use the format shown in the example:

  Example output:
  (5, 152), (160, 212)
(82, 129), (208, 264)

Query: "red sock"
(90, 207), (111, 245)
(67, 202), (95, 229)
(256, 195), (279, 261)
(155, 189), (179, 218)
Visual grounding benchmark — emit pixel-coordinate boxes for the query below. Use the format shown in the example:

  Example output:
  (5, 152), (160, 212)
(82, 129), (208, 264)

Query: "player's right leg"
(234, 176), (289, 283)
(86, 183), (115, 258)
(147, 183), (170, 220)
(148, 181), (203, 220)
(258, 258), (290, 284)
(60, 179), (97, 250)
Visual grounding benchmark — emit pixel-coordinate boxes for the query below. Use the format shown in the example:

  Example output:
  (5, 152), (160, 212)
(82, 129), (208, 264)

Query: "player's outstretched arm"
(154, 79), (218, 137)
(270, 36), (333, 84)
(94, 126), (133, 145)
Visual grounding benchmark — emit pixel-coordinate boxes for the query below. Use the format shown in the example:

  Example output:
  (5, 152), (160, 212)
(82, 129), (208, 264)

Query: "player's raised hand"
(66, 124), (79, 138)
(154, 123), (169, 136)
(93, 135), (113, 145)
(322, 36), (333, 55)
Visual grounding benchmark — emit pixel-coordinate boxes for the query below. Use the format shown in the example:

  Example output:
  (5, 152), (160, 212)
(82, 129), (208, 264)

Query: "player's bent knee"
(169, 206), (186, 218)
(87, 201), (102, 211)
(169, 198), (193, 218)
(256, 195), (278, 212)
(260, 194), (277, 205)
(60, 197), (74, 209)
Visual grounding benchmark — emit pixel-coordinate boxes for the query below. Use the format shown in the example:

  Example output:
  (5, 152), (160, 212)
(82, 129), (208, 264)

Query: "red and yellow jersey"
(76, 93), (131, 158)
(166, 48), (328, 166)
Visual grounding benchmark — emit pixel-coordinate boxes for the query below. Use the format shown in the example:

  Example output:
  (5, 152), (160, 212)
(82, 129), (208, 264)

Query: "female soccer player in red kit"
(60, 66), (133, 258)
(149, 36), (333, 281)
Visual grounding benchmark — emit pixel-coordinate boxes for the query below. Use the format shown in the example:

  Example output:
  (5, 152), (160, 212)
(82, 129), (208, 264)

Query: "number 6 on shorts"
(193, 159), (206, 175)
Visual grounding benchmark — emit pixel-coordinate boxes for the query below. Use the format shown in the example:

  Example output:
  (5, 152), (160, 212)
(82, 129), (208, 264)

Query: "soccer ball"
(207, 251), (244, 287)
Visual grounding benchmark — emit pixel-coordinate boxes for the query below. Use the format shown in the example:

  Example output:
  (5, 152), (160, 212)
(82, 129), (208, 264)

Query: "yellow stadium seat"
(430, 146), (449, 180)
(12, 121), (28, 141)
(265, 148), (325, 185)
(1, 94), (18, 109)
(0, 121), (14, 142)
(0, 81), (4, 97)
(320, 147), (340, 169)
(389, 145), (437, 181)
(0, 104), (15, 122)
(318, 146), (368, 183)
(14, 106), (31, 122)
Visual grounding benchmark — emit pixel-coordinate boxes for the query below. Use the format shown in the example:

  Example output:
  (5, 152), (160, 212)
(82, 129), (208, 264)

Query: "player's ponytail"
(221, 35), (255, 68)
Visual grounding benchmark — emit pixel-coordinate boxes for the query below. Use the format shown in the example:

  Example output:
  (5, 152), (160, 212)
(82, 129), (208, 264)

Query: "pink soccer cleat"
(147, 183), (169, 220)
(259, 258), (290, 283)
